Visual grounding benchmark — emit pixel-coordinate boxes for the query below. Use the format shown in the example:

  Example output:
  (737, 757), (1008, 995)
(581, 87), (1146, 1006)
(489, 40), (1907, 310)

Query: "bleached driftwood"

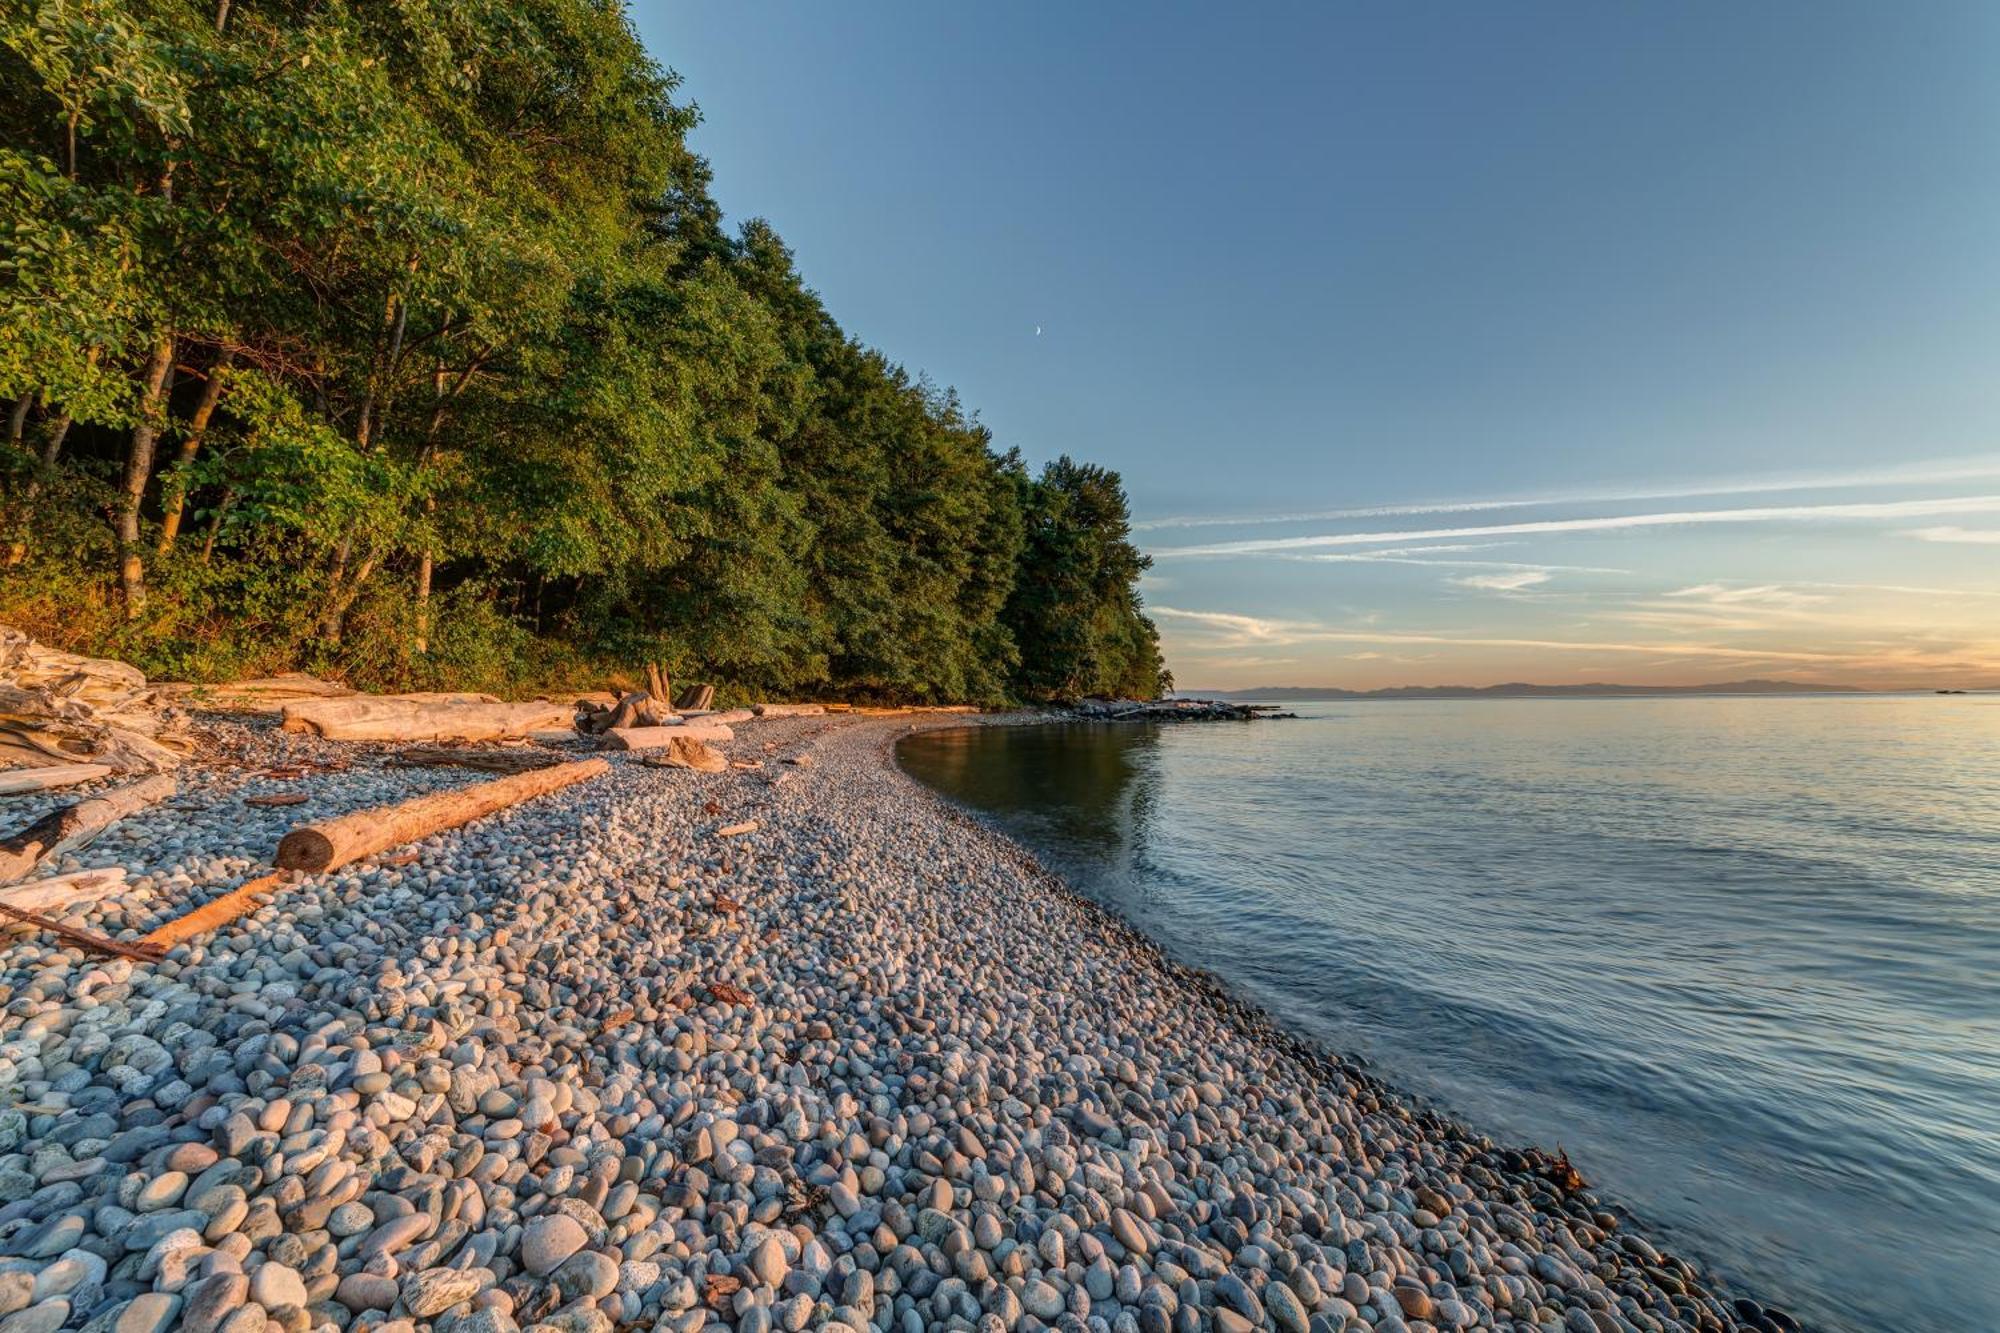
(0, 775), (176, 882)
(0, 763), (113, 795)
(0, 866), (128, 914)
(578, 690), (674, 735)
(601, 724), (734, 750)
(155, 673), (356, 713)
(750, 703), (825, 718)
(275, 758), (610, 872)
(0, 627), (192, 772)
(674, 684), (714, 712)
(279, 698), (573, 742)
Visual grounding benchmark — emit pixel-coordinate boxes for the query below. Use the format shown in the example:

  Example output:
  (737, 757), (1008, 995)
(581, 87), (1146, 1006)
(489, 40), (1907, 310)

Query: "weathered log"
(674, 684), (714, 712)
(0, 774), (176, 882)
(390, 746), (562, 774)
(646, 663), (671, 709)
(749, 703), (825, 718)
(681, 708), (754, 725)
(142, 872), (286, 949)
(155, 673), (355, 712)
(275, 758), (610, 872)
(601, 724), (734, 750)
(0, 763), (114, 795)
(0, 866), (127, 914)
(279, 697), (572, 742)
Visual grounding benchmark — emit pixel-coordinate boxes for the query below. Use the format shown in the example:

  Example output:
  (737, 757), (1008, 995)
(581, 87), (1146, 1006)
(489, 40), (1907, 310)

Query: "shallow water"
(897, 697), (2000, 1333)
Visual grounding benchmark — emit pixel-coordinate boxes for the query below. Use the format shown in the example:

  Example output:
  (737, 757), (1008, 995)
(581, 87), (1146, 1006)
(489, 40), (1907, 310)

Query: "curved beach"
(0, 714), (1787, 1333)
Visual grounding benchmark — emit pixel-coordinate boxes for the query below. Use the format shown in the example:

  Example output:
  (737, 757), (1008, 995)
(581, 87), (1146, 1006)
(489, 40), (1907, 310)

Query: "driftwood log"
(0, 866), (127, 914)
(0, 775), (176, 882)
(141, 872), (287, 950)
(389, 746), (562, 774)
(0, 763), (114, 795)
(279, 698), (572, 742)
(750, 703), (824, 718)
(674, 684), (715, 712)
(275, 758), (609, 872)
(646, 663), (672, 709)
(680, 708), (754, 726)
(601, 724), (734, 750)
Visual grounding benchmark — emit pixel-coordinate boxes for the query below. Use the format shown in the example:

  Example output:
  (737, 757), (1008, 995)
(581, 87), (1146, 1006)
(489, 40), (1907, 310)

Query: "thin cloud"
(1133, 456), (2000, 531)
(1453, 570), (1553, 593)
(1290, 546), (1630, 575)
(1665, 584), (1831, 609)
(1154, 494), (2000, 558)
(1149, 605), (1864, 663)
(1907, 525), (2000, 544)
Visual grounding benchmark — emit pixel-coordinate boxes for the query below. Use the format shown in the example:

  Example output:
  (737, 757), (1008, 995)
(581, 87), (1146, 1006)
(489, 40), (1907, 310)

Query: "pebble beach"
(0, 713), (1796, 1333)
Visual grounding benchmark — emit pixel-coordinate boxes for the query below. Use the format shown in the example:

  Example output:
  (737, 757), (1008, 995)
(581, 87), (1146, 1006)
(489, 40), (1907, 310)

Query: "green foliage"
(0, 0), (1164, 702)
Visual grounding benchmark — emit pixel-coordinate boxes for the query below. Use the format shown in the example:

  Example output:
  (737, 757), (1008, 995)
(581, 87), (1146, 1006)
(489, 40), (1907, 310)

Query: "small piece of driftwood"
(0, 899), (164, 961)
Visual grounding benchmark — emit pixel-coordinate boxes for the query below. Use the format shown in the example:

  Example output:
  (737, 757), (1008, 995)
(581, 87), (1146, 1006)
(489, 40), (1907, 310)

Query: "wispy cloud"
(1289, 545), (1631, 575)
(1133, 456), (2000, 531)
(1148, 605), (1863, 664)
(1154, 494), (2000, 558)
(1453, 569), (1552, 593)
(1907, 525), (2000, 545)
(1665, 583), (1831, 609)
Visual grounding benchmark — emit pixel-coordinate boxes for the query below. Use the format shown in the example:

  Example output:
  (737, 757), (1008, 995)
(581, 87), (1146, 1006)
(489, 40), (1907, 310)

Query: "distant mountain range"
(1174, 679), (1874, 701)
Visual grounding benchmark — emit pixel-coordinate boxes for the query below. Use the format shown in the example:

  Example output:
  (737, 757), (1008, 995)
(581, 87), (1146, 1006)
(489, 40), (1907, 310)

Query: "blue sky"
(633, 3), (2000, 688)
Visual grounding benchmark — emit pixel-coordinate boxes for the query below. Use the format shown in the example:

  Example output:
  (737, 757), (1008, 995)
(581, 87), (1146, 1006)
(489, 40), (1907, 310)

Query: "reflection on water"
(897, 699), (2000, 1333)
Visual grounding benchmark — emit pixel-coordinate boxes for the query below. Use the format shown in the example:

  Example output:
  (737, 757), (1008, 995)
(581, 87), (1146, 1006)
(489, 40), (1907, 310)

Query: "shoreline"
(0, 712), (1792, 1333)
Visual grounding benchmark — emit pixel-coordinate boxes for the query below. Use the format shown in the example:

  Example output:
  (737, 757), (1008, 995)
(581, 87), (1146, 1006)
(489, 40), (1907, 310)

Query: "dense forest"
(0, 0), (1167, 704)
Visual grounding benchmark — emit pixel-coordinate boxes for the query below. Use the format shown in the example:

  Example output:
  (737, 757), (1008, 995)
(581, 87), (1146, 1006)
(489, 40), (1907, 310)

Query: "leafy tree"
(0, 0), (1163, 702)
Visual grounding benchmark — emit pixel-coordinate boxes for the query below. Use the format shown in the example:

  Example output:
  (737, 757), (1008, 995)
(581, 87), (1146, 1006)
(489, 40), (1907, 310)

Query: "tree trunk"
(321, 550), (377, 644)
(199, 485), (235, 564)
(6, 410), (75, 567)
(6, 396), (28, 445)
(415, 537), (434, 653)
(118, 335), (176, 619)
(157, 351), (232, 553)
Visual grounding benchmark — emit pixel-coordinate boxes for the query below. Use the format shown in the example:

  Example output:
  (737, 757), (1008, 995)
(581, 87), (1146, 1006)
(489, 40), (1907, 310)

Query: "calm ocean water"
(897, 698), (2000, 1333)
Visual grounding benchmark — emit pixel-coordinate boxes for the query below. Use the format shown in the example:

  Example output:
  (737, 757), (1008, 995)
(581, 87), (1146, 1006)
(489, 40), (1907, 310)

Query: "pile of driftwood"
(0, 627), (194, 778)
(574, 667), (740, 763)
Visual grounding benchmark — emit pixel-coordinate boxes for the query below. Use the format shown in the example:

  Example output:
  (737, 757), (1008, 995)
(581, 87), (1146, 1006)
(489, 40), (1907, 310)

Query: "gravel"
(0, 713), (1796, 1333)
